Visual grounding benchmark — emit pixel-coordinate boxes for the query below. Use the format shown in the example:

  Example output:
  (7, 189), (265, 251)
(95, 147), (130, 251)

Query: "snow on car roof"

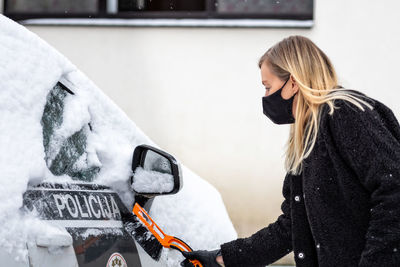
(0, 14), (236, 265)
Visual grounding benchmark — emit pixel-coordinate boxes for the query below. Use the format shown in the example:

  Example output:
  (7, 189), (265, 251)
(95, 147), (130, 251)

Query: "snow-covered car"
(0, 14), (237, 267)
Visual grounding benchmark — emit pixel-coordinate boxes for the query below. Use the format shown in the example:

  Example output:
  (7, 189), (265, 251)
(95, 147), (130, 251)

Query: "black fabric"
(262, 77), (296, 125)
(220, 90), (400, 267)
(181, 249), (222, 267)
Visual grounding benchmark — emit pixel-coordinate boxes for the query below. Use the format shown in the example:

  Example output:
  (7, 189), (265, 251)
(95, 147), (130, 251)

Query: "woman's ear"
(290, 75), (299, 94)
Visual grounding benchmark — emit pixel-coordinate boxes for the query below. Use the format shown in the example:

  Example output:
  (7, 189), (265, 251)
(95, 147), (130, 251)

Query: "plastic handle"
(133, 203), (203, 267)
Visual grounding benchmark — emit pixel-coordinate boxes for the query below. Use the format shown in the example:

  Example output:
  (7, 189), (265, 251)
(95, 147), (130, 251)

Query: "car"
(0, 14), (237, 267)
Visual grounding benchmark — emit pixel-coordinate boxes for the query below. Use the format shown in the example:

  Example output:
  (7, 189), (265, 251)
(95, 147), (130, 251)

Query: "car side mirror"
(131, 145), (182, 197)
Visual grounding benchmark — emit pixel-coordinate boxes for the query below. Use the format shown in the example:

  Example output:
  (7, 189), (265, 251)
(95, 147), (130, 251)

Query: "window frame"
(3, 0), (314, 28)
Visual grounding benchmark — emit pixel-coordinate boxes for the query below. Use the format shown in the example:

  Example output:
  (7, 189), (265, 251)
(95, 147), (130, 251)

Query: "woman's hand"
(180, 249), (225, 267)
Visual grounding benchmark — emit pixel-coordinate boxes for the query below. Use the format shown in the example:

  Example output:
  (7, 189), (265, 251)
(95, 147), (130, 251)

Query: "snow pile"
(132, 167), (174, 194)
(0, 14), (237, 265)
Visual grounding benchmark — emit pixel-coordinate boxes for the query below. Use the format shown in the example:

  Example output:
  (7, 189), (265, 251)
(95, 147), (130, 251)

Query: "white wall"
(21, 0), (400, 264)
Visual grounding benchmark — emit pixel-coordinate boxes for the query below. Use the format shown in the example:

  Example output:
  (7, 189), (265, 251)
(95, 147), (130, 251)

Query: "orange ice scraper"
(133, 203), (203, 267)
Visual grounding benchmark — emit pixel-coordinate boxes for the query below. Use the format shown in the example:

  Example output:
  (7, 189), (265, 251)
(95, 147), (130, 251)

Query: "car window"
(41, 81), (100, 182)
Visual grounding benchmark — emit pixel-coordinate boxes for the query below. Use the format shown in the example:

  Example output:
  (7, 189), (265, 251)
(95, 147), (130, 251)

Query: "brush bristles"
(122, 210), (163, 261)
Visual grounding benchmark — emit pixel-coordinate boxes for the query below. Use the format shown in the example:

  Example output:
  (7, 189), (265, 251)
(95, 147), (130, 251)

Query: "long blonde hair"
(259, 35), (373, 175)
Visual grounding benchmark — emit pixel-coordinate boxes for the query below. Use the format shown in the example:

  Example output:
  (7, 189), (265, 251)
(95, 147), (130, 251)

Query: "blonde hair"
(259, 35), (373, 175)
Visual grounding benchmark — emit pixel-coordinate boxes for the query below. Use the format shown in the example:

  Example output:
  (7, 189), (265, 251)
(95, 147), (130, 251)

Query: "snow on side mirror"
(131, 145), (182, 196)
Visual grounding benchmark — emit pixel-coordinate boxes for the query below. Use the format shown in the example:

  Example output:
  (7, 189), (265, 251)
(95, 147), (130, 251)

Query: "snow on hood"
(0, 14), (237, 264)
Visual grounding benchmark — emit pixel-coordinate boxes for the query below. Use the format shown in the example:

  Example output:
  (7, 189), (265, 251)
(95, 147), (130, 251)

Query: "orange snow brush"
(132, 203), (203, 267)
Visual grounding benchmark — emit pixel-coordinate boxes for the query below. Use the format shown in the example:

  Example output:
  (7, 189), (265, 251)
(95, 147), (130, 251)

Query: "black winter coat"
(220, 90), (400, 267)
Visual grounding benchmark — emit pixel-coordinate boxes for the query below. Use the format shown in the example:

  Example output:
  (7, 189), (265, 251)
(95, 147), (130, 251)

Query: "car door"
(23, 183), (144, 267)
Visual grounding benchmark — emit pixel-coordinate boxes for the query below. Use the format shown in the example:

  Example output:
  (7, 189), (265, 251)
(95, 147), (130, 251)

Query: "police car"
(19, 79), (183, 267)
(0, 14), (237, 267)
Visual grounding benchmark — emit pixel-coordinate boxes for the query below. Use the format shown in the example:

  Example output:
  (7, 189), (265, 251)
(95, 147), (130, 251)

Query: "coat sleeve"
(327, 99), (400, 267)
(219, 172), (293, 267)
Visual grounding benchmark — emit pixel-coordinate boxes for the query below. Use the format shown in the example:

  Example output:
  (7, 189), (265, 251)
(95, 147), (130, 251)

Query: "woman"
(180, 35), (400, 267)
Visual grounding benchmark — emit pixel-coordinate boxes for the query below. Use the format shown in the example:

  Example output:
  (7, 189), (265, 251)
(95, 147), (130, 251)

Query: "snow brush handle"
(132, 203), (203, 267)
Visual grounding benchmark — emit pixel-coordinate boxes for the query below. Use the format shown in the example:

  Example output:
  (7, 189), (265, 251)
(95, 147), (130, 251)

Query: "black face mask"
(262, 77), (297, 125)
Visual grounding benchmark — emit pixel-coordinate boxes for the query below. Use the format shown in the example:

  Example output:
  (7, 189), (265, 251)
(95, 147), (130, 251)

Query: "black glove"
(180, 249), (222, 267)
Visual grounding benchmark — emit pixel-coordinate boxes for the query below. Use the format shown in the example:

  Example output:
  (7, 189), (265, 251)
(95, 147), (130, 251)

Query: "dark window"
(5, 0), (101, 15)
(119, 0), (206, 12)
(217, 0), (313, 17)
(4, 0), (313, 27)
